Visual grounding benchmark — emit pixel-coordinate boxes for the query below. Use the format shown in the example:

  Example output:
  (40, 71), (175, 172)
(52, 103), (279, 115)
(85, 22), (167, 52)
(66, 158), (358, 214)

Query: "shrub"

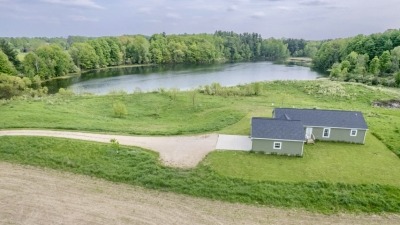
(113, 101), (128, 118)
(58, 88), (74, 97)
(395, 72), (400, 87)
(0, 73), (28, 99)
(303, 81), (349, 98)
(199, 82), (263, 97)
(110, 138), (120, 151)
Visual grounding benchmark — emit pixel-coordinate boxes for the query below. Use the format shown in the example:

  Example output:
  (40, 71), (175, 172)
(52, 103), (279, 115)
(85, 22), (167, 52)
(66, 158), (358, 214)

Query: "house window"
(322, 128), (330, 138)
(350, 129), (357, 136)
(273, 142), (282, 150)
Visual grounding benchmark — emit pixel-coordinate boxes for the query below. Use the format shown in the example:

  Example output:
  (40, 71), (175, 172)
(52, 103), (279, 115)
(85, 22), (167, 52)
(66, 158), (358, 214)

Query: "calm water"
(46, 62), (321, 94)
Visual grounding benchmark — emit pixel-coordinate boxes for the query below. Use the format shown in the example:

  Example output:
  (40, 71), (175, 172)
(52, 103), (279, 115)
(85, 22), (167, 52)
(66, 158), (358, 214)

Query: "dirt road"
(1, 162), (399, 225)
(0, 129), (218, 168)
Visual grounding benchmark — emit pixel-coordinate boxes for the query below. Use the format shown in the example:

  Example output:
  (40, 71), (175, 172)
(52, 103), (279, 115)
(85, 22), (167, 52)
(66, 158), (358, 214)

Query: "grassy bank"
(1, 136), (399, 214)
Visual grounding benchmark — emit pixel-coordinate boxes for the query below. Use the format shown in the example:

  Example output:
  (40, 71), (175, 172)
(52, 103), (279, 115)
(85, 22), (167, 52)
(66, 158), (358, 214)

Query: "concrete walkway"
(216, 134), (252, 151)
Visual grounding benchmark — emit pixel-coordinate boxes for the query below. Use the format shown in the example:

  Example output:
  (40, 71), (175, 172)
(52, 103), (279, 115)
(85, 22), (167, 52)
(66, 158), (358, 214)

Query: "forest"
(312, 29), (400, 87)
(1, 29), (400, 99)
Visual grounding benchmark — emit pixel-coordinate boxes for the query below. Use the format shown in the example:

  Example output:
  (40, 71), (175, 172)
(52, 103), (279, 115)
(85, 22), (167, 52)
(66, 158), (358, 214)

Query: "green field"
(0, 92), (243, 135)
(1, 80), (400, 213)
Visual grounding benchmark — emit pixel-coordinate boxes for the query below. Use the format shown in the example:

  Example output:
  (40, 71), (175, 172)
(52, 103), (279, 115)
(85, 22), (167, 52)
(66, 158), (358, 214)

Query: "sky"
(0, 0), (399, 40)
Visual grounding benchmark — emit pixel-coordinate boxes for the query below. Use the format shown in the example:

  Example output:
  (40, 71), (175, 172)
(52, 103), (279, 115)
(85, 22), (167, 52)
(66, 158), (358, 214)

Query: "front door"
(305, 127), (313, 139)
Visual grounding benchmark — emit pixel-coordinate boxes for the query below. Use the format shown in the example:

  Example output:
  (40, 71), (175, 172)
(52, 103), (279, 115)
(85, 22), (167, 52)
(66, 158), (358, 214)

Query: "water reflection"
(46, 62), (321, 94)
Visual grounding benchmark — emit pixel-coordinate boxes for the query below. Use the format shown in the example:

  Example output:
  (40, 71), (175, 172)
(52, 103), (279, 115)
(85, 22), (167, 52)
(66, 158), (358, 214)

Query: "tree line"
(312, 29), (400, 87)
(1, 31), (290, 79)
(2, 29), (400, 99)
(0, 31), (292, 99)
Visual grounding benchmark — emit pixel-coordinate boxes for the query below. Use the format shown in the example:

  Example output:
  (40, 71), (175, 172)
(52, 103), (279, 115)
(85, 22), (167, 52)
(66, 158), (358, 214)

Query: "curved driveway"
(0, 130), (218, 168)
(0, 130), (252, 167)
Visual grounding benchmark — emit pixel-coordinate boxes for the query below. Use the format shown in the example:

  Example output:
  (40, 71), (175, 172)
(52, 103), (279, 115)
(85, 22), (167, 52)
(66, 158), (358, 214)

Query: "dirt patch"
(1, 162), (399, 225)
(0, 130), (218, 168)
(373, 99), (400, 109)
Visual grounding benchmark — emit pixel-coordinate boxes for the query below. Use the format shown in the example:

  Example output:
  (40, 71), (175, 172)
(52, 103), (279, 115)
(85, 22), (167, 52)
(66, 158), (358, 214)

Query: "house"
(250, 108), (368, 156)
(273, 108), (368, 144)
(251, 117), (305, 156)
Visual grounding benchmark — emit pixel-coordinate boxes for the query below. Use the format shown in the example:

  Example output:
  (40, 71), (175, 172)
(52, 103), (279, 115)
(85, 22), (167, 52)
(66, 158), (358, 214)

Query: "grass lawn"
(205, 133), (400, 187)
(1, 80), (400, 213)
(1, 136), (400, 213)
(0, 92), (243, 135)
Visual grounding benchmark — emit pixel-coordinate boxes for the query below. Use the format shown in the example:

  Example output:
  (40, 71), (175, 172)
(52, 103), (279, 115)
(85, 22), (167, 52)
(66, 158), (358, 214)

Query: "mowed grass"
(1, 136), (400, 213)
(205, 133), (400, 187)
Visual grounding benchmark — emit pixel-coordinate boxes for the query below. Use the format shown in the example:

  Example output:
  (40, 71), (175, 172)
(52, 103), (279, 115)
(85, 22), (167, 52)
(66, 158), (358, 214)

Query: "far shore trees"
(313, 29), (400, 87)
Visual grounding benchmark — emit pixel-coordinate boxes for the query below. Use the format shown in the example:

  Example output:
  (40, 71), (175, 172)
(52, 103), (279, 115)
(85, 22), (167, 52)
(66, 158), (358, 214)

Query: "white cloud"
(137, 7), (152, 13)
(299, 0), (328, 6)
(166, 12), (181, 19)
(227, 5), (238, 11)
(41, 0), (104, 9)
(68, 15), (99, 22)
(251, 11), (265, 19)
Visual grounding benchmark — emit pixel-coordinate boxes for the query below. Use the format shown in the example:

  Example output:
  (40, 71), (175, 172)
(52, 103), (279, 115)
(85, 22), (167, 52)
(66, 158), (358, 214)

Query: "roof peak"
(274, 108), (362, 113)
(252, 117), (301, 122)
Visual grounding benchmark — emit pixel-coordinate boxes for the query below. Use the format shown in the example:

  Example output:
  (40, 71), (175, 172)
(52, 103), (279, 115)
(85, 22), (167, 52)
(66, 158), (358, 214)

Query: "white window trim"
(350, 129), (357, 136)
(322, 128), (330, 138)
(273, 142), (282, 150)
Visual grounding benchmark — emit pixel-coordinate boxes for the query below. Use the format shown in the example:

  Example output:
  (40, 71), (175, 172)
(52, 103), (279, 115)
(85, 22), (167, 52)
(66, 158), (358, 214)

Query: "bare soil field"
(1, 162), (399, 225)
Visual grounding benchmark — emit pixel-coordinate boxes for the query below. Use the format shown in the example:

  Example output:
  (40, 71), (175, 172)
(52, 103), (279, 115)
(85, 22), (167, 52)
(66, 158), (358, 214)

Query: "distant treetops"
(1, 31), (293, 81)
(312, 29), (400, 87)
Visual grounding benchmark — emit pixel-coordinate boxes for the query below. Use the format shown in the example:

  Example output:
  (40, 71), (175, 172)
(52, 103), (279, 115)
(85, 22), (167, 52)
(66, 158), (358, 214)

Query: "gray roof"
(273, 108), (368, 129)
(251, 117), (305, 141)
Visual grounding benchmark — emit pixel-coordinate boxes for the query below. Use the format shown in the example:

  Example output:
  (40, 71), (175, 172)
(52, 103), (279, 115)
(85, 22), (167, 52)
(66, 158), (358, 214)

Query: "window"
(273, 142), (282, 150)
(323, 128), (330, 138)
(350, 129), (357, 136)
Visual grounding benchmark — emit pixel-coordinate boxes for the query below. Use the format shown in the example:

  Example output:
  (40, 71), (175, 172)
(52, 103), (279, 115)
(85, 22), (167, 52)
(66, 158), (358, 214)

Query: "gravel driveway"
(0, 130), (218, 168)
(0, 130), (252, 167)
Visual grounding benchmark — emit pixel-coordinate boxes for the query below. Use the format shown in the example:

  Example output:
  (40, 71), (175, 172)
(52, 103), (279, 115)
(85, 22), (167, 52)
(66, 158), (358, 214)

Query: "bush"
(199, 82), (263, 97)
(0, 73), (28, 99)
(303, 81), (349, 98)
(113, 101), (128, 118)
(395, 72), (400, 87)
(110, 138), (120, 151)
(57, 88), (74, 97)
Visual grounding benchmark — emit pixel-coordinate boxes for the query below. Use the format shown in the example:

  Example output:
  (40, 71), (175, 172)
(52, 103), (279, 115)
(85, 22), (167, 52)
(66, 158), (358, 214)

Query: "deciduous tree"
(0, 50), (17, 75)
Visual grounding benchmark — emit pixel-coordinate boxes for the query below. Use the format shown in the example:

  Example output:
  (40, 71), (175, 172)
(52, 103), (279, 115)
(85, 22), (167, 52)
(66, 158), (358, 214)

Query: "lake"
(46, 62), (322, 94)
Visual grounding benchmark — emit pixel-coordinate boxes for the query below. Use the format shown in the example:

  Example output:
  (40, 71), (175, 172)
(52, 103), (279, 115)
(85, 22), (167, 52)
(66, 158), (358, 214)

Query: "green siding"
(310, 127), (366, 144)
(252, 139), (304, 156)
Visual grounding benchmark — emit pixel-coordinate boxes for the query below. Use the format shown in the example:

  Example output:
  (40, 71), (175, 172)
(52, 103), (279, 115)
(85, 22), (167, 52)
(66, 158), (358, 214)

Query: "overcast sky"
(0, 0), (399, 40)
